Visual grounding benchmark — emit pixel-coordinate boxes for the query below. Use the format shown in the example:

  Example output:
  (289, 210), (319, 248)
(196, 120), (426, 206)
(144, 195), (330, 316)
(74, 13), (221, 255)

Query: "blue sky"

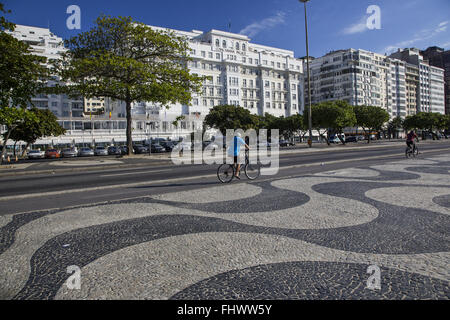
(3, 0), (450, 57)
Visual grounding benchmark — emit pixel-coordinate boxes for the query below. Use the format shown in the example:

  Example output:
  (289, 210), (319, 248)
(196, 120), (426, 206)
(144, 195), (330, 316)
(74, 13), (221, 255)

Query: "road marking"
(100, 169), (171, 177)
(0, 148), (448, 202)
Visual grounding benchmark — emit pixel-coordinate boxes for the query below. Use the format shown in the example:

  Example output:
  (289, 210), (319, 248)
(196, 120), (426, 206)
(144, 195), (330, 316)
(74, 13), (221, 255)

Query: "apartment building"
(303, 48), (445, 120)
(421, 46), (450, 115)
(3, 24), (304, 146)
(390, 48), (445, 115)
(303, 48), (405, 119)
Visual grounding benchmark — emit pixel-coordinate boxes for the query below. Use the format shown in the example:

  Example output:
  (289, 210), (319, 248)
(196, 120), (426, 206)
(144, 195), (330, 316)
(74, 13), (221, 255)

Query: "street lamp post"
(299, 0), (313, 147)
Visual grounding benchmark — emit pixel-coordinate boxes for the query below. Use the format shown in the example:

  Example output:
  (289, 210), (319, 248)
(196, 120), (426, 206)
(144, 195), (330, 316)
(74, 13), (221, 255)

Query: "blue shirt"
(228, 136), (246, 156)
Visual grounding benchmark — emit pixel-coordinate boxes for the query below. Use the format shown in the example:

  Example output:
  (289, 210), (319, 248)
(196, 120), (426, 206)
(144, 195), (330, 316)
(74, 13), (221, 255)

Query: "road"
(0, 141), (449, 215)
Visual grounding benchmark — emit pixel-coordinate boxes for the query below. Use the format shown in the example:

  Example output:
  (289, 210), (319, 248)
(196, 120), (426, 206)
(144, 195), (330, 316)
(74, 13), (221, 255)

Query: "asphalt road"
(0, 141), (449, 215)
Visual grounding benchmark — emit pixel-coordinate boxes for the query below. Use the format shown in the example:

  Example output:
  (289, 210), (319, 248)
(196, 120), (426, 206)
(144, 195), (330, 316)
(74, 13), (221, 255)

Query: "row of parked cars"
(26, 146), (131, 159)
(25, 141), (184, 160)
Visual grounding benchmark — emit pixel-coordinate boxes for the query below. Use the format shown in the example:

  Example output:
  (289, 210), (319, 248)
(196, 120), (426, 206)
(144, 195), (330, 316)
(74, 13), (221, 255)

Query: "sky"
(3, 0), (450, 58)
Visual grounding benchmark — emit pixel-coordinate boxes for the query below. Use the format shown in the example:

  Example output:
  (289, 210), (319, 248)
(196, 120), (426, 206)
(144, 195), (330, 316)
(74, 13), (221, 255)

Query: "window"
(242, 44), (246, 51)
(222, 40), (227, 48)
(236, 42), (240, 50)
(215, 39), (220, 47)
(216, 53), (220, 59)
(208, 52), (213, 58)
(201, 51), (206, 57)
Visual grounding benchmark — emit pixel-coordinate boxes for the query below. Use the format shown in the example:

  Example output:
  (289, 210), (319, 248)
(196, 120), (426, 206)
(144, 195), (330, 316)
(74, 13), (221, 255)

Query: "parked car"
(107, 146), (122, 155)
(61, 148), (78, 158)
(133, 145), (149, 154)
(160, 141), (176, 152)
(119, 146), (130, 155)
(328, 136), (341, 144)
(27, 149), (45, 159)
(356, 135), (365, 141)
(279, 140), (289, 147)
(94, 146), (109, 156)
(78, 147), (94, 157)
(45, 149), (61, 159)
(150, 144), (166, 153)
(345, 136), (358, 143)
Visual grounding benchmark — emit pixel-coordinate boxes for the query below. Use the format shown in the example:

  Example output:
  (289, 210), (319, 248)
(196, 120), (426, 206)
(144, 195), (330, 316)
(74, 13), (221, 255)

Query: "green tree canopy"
(203, 105), (259, 134)
(354, 105), (389, 143)
(5, 108), (66, 156)
(0, 3), (50, 161)
(50, 15), (205, 155)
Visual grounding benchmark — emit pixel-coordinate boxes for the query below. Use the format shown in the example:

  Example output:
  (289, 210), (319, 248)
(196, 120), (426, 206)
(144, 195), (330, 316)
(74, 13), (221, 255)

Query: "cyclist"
(227, 132), (249, 180)
(406, 130), (418, 152)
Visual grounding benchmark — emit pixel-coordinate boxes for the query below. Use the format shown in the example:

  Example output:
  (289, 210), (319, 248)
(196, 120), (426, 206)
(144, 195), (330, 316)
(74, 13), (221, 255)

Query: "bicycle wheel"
(217, 164), (234, 183)
(405, 147), (412, 158)
(413, 147), (419, 157)
(245, 162), (261, 180)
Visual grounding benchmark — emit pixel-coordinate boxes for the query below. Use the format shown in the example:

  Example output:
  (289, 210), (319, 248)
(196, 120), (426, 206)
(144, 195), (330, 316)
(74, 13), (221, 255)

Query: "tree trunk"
(126, 97), (133, 156)
(21, 142), (31, 158)
(1, 130), (12, 164)
(13, 141), (17, 158)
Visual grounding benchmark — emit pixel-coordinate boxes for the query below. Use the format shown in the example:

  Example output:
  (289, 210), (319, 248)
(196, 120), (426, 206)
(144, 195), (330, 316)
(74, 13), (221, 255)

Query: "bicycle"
(405, 143), (419, 158)
(217, 150), (261, 183)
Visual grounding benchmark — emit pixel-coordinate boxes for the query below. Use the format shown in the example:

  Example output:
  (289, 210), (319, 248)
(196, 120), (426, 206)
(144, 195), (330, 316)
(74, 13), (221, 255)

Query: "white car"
(27, 150), (45, 159)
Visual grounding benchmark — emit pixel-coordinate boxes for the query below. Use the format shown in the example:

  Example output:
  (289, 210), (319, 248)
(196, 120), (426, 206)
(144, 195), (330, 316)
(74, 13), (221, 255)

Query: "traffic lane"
(0, 143), (448, 197)
(0, 149), (427, 216)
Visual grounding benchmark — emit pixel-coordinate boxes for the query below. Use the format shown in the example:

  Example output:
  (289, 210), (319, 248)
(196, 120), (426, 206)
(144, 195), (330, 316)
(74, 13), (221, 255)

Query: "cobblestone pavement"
(0, 154), (449, 300)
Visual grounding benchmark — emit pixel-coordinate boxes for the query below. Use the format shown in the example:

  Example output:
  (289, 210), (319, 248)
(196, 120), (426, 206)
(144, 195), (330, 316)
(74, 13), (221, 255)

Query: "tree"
(354, 106), (389, 144)
(282, 114), (305, 143)
(5, 108), (66, 157)
(330, 100), (356, 144)
(387, 116), (403, 139)
(303, 101), (356, 145)
(203, 104), (259, 134)
(0, 4), (50, 161)
(50, 15), (204, 155)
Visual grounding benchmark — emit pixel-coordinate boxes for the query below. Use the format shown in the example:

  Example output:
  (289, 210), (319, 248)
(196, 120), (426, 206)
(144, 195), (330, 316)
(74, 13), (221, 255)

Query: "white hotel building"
(2, 24), (304, 147)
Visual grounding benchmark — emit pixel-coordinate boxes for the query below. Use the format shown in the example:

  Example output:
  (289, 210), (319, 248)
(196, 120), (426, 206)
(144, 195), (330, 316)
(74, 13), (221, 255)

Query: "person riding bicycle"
(227, 132), (249, 180)
(406, 130), (418, 151)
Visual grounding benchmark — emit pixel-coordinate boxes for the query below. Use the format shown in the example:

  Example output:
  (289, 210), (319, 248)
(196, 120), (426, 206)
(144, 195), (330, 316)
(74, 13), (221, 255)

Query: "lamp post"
(299, 0), (313, 147)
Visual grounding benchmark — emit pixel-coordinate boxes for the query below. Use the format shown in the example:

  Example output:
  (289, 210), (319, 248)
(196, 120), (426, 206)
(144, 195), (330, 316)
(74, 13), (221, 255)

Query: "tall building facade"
(421, 46), (450, 115)
(304, 48), (445, 119)
(390, 48), (445, 115)
(3, 25), (304, 146)
(303, 49), (407, 119)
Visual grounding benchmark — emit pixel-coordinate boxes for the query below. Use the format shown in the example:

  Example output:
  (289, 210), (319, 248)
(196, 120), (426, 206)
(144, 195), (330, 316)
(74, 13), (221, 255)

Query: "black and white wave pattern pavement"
(0, 155), (449, 300)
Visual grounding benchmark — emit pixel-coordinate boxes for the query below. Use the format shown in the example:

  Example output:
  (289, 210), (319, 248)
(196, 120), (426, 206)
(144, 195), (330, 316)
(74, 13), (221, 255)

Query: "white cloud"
(383, 21), (449, 54)
(239, 12), (286, 38)
(342, 17), (368, 35)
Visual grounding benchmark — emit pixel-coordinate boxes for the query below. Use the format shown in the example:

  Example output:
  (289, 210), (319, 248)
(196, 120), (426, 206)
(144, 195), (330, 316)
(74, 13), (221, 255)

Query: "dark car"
(107, 146), (122, 155)
(160, 141), (175, 152)
(150, 144), (166, 153)
(133, 145), (149, 154)
(345, 136), (357, 143)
